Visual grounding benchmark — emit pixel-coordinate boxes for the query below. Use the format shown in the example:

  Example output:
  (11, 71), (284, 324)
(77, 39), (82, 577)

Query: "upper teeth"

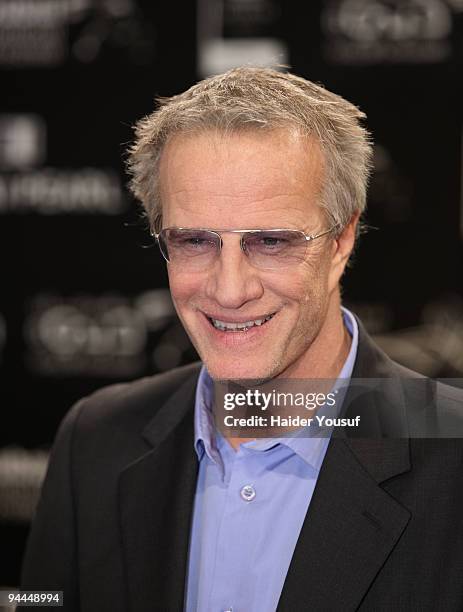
(211, 314), (274, 331)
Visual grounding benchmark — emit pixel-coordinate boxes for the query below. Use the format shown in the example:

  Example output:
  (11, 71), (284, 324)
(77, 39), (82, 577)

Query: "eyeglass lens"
(158, 229), (309, 270)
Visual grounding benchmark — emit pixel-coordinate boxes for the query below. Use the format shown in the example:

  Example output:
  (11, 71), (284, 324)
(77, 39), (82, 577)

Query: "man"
(21, 67), (463, 611)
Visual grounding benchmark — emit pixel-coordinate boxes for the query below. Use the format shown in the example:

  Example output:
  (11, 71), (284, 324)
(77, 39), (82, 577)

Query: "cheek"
(167, 269), (200, 305)
(277, 260), (327, 305)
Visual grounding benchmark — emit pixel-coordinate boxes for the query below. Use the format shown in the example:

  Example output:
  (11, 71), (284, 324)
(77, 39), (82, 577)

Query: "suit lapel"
(277, 437), (411, 610)
(118, 372), (199, 612)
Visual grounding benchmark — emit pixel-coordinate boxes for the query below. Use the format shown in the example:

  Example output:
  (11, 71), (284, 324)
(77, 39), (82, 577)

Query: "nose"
(205, 234), (264, 309)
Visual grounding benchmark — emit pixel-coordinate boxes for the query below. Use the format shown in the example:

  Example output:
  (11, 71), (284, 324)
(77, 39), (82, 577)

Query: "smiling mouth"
(207, 313), (276, 332)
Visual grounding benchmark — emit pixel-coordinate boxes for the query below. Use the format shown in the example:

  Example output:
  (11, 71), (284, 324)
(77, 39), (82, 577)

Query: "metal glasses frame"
(152, 225), (340, 264)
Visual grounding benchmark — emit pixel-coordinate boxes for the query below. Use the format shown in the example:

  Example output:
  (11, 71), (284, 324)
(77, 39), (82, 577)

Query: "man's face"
(160, 128), (347, 381)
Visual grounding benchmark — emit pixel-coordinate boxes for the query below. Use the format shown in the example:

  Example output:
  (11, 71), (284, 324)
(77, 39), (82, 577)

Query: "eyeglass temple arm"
(306, 224), (341, 241)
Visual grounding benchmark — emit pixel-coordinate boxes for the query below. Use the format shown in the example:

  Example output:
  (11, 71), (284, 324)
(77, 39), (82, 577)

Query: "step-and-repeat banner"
(1, 0), (462, 586)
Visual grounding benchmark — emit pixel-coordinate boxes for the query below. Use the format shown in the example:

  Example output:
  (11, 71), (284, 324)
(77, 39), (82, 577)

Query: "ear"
(328, 212), (360, 292)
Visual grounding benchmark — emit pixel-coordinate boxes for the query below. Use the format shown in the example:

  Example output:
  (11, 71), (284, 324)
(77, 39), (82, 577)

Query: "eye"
(168, 230), (217, 255)
(260, 236), (287, 248)
(248, 233), (290, 252)
(183, 236), (209, 247)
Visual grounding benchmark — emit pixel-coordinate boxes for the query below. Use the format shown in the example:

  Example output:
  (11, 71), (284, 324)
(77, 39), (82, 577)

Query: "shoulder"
(435, 379), (463, 404)
(381, 353), (463, 431)
(352, 315), (463, 434)
(379, 352), (463, 416)
(60, 361), (202, 441)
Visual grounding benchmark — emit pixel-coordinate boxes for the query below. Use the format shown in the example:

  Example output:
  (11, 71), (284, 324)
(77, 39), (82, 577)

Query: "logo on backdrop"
(0, 0), (155, 67)
(322, 0), (462, 64)
(0, 114), (126, 214)
(197, 0), (287, 77)
(23, 290), (195, 377)
(349, 295), (463, 377)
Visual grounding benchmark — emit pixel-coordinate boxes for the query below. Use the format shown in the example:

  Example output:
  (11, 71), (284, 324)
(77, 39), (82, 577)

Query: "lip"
(199, 310), (277, 346)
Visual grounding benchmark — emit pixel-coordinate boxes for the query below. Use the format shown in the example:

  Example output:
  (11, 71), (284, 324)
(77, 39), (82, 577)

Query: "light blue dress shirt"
(185, 308), (359, 612)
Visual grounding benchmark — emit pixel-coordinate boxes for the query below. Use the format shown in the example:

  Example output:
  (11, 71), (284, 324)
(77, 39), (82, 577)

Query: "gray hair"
(127, 66), (373, 234)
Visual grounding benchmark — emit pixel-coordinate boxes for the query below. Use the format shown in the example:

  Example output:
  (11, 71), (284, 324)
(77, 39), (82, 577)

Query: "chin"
(204, 358), (279, 383)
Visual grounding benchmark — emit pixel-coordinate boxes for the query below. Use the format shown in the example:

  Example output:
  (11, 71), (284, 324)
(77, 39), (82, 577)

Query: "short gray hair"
(127, 66), (373, 233)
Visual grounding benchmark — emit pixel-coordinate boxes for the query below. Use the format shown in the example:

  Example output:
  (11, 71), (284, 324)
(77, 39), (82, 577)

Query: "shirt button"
(240, 484), (256, 501)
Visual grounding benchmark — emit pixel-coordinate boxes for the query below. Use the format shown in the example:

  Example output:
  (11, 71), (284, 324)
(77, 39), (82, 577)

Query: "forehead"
(159, 128), (326, 229)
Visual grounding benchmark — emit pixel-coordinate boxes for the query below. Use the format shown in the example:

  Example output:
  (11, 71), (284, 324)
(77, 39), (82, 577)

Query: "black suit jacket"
(21, 320), (463, 611)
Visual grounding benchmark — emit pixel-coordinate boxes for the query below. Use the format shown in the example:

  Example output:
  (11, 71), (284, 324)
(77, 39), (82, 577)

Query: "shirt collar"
(194, 307), (359, 470)
(194, 366), (221, 463)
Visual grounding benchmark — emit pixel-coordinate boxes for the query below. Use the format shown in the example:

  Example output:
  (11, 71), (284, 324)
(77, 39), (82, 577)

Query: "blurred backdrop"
(1, 0), (463, 590)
